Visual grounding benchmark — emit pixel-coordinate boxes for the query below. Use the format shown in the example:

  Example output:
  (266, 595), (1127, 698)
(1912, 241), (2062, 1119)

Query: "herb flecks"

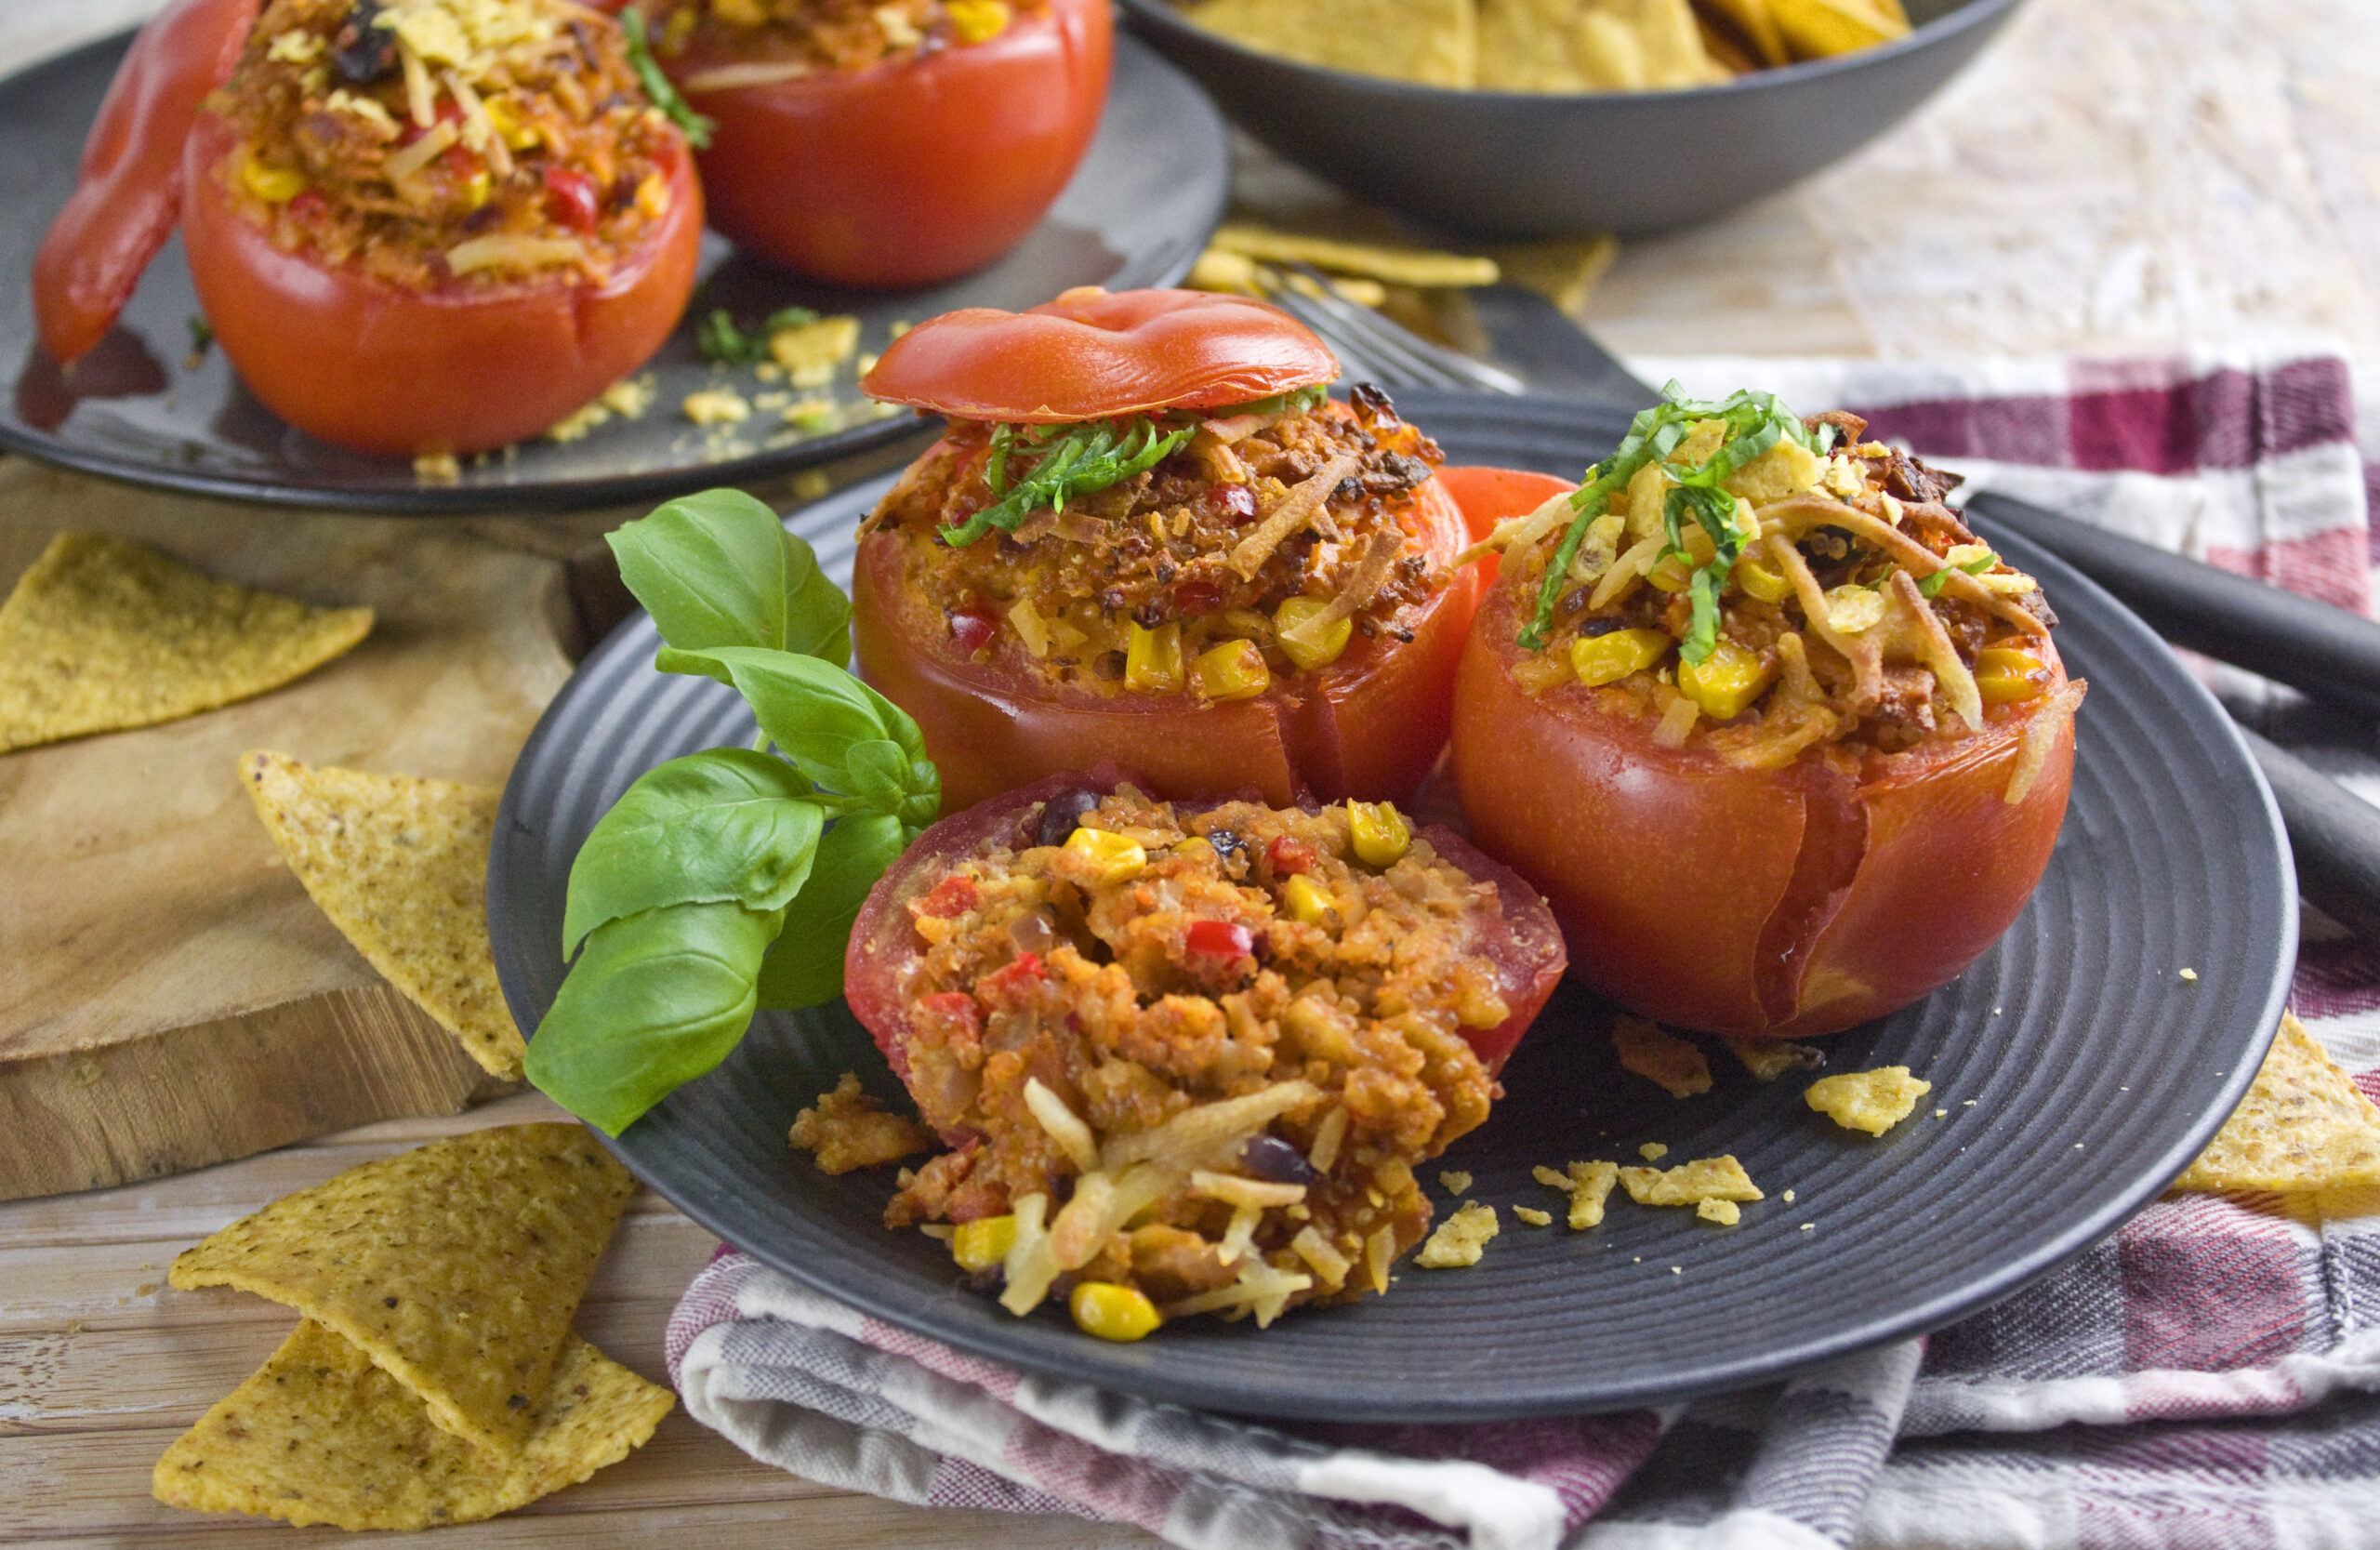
(1523, 386), (1830, 662)
(621, 6), (714, 149)
(943, 417), (1196, 548)
(697, 305), (822, 365)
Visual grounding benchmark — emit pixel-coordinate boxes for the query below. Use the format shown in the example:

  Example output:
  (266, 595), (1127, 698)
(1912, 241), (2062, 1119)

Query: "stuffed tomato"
(840, 769), (1565, 1330)
(853, 286), (1492, 811)
(644, 0), (1108, 285)
(35, 0), (702, 457)
(1453, 397), (2083, 1040)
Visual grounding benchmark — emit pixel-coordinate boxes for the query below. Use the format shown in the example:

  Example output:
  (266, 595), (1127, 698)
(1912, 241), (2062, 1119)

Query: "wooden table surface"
(6, 1), (2375, 1544)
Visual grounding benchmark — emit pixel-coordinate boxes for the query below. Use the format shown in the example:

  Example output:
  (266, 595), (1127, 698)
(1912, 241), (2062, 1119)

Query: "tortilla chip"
(0, 533), (372, 753)
(1487, 233), (1620, 316)
(243, 749), (523, 1080)
(1534, 1159), (1620, 1227)
(1696, 1198), (1741, 1225)
(1768, 0), (1907, 60)
(1181, 0), (1477, 87)
(153, 1320), (671, 1530)
(1620, 1155), (1763, 1205)
(1805, 1066), (1931, 1135)
(1206, 223), (1501, 289)
(1480, 0), (1714, 92)
(1699, 0), (1788, 64)
(1416, 1199), (1500, 1266)
(169, 1124), (636, 1457)
(1614, 1015), (1712, 1097)
(1723, 1032), (1822, 1082)
(2173, 1014), (2380, 1192)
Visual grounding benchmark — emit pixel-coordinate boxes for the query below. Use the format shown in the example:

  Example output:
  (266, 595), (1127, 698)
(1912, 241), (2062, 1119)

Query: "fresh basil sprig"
(620, 6), (714, 149)
(525, 489), (938, 1137)
(1522, 385), (1831, 661)
(944, 417), (1197, 548)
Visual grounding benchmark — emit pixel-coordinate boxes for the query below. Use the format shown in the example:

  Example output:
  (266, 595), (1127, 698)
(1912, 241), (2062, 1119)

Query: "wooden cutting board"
(0, 457), (579, 1202)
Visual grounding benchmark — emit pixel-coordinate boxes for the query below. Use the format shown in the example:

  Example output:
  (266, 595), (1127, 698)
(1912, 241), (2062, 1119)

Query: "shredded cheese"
(1229, 454), (1360, 579)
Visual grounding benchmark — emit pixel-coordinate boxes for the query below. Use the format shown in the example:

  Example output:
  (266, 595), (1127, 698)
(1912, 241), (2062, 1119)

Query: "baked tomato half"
(1451, 395), (2082, 1039)
(658, 0), (1110, 286)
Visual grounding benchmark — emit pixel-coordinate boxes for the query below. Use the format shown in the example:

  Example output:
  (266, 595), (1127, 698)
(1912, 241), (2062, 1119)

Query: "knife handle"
(2232, 726), (2380, 939)
(1969, 492), (2380, 719)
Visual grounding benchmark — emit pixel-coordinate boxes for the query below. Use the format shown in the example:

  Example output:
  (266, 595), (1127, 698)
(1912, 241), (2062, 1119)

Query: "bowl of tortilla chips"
(1118, 0), (2023, 235)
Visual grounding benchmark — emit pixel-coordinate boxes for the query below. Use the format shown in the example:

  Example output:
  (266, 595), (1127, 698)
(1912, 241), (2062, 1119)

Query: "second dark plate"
(489, 390), (2294, 1420)
(0, 32), (1225, 511)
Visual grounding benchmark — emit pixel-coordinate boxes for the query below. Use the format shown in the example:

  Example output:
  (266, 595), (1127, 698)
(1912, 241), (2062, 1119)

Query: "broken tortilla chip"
(1613, 1015), (1712, 1097)
(1181, 0), (1478, 87)
(1805, 1066), (1931, 1136)
(169, 1124), (637, 1457)
(0, 533), (371, 753)
(2173, 1014), (2380, 1193)
(1206, 222), (1501, 289)
(1480, 0), (1716, 92)
(243, 749), (523, 1080)
(153, 1320), (671, 1530)
(1723, 1032), (1822, 1082)
(1620, 1155), (1763, 1206)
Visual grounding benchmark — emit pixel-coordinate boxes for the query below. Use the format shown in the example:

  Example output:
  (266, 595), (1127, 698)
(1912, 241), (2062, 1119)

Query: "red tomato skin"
(844, 767), (1567, 1093)
(1428, 466), (1577, 588)
(1451, 580), (2077, 1038)
(863, 287), (1341, 424)
(672, 0), (1109, 286)
(177, 113), (703, 457)
(850, 467), (1483, 810)
(33, 0), (259, 365)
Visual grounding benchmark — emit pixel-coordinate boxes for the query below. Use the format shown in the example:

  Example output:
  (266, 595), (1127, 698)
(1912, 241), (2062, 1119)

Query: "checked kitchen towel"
(668, 351), (2380, 1550)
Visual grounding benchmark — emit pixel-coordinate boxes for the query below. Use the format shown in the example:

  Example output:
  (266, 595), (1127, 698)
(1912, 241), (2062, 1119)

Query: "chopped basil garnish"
(621, 6), (714, 150)
(696, 305), (822, 365)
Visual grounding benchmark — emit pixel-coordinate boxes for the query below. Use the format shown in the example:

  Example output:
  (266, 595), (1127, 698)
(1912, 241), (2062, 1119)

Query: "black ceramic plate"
(490, 390), (2294, 1420)
(0, 33), (1224, 511)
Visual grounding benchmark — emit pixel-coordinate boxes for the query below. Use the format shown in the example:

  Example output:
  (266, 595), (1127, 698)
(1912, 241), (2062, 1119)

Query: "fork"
(1250, 265), (1530, 396)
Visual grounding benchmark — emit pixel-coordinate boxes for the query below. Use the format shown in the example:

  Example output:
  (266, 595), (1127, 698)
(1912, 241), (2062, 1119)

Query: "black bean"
(1579, 616), (1627, 638)
(1034, 787), (1104, 849)
(332, 1), (396, 84)
(1236, 1133), (1318, 1186)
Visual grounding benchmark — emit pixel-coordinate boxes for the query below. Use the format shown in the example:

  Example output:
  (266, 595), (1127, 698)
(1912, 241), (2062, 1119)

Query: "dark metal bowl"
(1117, 0), (2024, 236)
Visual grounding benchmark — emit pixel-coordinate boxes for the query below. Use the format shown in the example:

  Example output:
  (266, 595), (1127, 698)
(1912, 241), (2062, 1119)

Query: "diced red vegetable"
(1184, 919), (1253, 959)
(948, 607), (998, 657)
(916, 874), (980, 920)
(544, 166), (601, 232)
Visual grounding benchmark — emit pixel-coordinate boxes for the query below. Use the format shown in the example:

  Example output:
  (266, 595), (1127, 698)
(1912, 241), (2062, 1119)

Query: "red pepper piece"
(544, 166), (602, 232)
(1265, 836), (1315, 876)
(1184, 919), (1253, 959)
(976, 950), (1045, 1008)
(915, 874), (980, 920)
(948, 607), (998, 657)
(33, 0), (260, 365)
(915, 990), (982, 1047)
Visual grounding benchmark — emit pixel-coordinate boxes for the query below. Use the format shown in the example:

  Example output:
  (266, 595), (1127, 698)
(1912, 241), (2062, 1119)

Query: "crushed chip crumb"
(1438, 1170), (1473, 1195)
(1800, 1223), (1815, 1231)
(1696, 1199), (1740, 1225)
(412, 452), (460, 484)
(682, 388), (751, 426)
(1781, 1189), (1796, 1203)
(1721, 1033), (1821, 1082)
(769, 314), (861, 388)
(1620, 1156), (1763, 1207)
(1416, 1200), (1498, 1267)
(1805, 1067), (1932, 1136)
(789, 1073), (934, 1174)
(2180, 967), (2199, 982)
(1637, 1143), (1668, 1161)
(1613, 1016), (1712, 1098)
(1513, 1206), (1553, 1227)
(1532, 1160), (1620, 1228)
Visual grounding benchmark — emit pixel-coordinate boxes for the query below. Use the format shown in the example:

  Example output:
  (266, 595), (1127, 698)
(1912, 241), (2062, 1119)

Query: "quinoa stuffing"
(860, 385), (1452, 700)
(879, 784), (1523, 1330)
(652, 0), (1047, 89)
(211, 0), (683, 290)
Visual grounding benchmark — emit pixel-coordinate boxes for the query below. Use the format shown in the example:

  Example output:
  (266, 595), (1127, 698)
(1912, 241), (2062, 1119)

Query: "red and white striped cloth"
(668, 351), (2380, 1549)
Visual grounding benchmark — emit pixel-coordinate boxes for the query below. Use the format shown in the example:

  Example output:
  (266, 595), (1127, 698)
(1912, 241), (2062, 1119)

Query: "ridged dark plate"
(0, 32), (1223, 512)
(490, 390), (2294, 1420)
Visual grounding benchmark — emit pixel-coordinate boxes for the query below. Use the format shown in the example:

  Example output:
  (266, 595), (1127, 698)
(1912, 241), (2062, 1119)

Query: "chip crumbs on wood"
(1416, 1200), (1499, 1267)
(1613, 1016), (1712, 1098)
(1532, 1160), (1620, 1228)
(1805, 1067), (1932, 1136)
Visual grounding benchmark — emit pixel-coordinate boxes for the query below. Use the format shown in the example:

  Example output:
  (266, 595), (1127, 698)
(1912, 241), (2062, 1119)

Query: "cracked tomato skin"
(669, 0), (1109, 286)
(852, 460), (1484, 812)
(844, 767), (1567, 1098)
(177, 111), (702, 457)
(1450, 579), (2078, 1038)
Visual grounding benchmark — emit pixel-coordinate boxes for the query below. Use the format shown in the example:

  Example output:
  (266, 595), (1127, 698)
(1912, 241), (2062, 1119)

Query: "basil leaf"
(840, 738), (911, 812)
(655, 645), (932, 806)
(561, 749), (822, 957)
(619, 6), (714, 149)
(527, 899), (782, 1136)
(609, 489), (851, 663)
(756, 812), (907, 1009)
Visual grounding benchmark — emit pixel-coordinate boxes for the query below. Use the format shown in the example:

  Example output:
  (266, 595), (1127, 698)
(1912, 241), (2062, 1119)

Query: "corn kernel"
(1347, 800), (1410, 868)
(1069, 1280), (1161, 1342)
(1570, 627), (1671, 687)
(1064, 826), (1146, 885)
(1282, 873), (1330, 925)
(1677, 639), (1778, 720)
(460, 166), (491, 211)
(1733, 555), (1791, 603)
(952, 1215), (1016, 1272)
(1125, 620), (1184, 693)
(1274, 596), (1352, 671)
(483, 96), (537, 149)
(239, 154), (307, 204)
(947, 0), (1013, 43)
(1191, 638), (1270, 701)
(1645, 553), (1694, 593)
(1975, 645), (2050, 704)
(634, 171), (669, 220)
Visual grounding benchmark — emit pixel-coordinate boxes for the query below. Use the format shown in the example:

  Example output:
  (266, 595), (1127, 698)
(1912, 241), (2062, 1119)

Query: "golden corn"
(1347, 800), (1410, 868)
(1274, 597), (1352, 671)
(1733, 555), (1792, 603)
(952, 1215), (1016, 1272)
(1677, 639), (1778, 720)
(460, 166), (492, 211)
(1069, 1281), (1161, 1342)
(239, 155), (307, 204)
(1064, 827), (1146, 885)
(1975, 645), (2051, 704)
(1570, 627), (1671, 687)
(947, 0), (1013, 43)
(1191, 638), (1270, 701)
(483, 96), (537, 149)
(1126, 620), (1185, 693)
(1282, 874), (1330, 925)
(635, 171), (669, 221)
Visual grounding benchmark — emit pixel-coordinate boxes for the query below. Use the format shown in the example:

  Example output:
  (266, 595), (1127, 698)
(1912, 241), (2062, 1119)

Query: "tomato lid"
(861, 286), (1341, 424)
